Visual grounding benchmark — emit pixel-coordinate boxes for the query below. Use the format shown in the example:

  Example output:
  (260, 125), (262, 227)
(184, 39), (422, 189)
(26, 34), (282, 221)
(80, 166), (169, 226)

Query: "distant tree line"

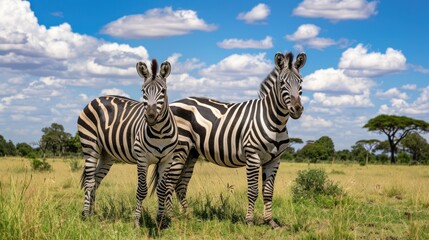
(282, 115), (429, 165)
(1, 114), (428, 165)
(0, 123), (81, 158)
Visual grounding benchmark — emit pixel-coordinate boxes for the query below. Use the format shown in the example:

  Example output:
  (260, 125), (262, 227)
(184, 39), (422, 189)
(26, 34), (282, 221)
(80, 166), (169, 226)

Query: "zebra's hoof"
(134, 219), (141, 228)
(245, 218), (254, 225)
(81, 211), (88, 221)
(265, 219), (280, 229)
(157, 215), (171, 229)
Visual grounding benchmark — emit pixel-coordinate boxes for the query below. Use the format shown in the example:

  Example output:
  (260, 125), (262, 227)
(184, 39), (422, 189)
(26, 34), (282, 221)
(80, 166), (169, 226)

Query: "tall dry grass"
(1, 157), (428, 239)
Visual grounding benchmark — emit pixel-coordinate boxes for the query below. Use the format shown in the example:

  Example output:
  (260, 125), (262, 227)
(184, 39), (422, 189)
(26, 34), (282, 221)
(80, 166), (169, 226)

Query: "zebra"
(77, 59), (178, 227)
(162, 52), (306, 228)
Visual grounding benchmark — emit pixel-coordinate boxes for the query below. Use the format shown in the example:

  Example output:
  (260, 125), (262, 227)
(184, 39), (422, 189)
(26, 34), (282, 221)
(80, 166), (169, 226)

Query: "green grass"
(0, 157), (428, 239)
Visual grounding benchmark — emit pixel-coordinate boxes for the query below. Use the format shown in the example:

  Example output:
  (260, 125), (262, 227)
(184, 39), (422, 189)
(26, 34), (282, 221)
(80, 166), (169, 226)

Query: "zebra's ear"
(274, 52), (285, 70)
(294, 52), (307, 70)
(136, 62), (150, 79)
(160, 61), (171, 79)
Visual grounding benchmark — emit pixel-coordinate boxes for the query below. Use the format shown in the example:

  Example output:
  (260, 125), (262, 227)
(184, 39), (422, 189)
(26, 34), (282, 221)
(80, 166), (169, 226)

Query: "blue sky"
(0, 0), (428, 150)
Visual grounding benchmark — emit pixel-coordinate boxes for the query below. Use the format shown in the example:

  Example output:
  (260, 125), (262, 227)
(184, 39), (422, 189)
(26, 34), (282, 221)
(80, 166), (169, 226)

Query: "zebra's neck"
(258, 70), (289, 130)
(144, 106), (174, 133)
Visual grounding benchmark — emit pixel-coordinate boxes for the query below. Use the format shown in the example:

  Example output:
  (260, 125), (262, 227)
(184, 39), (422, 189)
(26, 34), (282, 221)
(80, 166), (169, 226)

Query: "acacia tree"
(363, 115), (429, 164)
(355, 139), (380, 165)
(40, 123), (72, 157)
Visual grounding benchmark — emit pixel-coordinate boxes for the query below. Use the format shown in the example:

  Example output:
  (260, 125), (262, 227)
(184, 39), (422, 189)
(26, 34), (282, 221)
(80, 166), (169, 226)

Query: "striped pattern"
(165, 52), (306, 228)
(77, 59), (177, 227)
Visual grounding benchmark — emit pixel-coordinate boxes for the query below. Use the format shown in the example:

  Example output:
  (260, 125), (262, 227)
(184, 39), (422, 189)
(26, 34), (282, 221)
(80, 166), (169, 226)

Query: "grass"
(0, 157), (428, 239)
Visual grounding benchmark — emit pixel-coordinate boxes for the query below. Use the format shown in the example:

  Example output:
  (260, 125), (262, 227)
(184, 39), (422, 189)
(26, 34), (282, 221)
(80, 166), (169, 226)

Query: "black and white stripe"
(77, 59), (177, 227)
(164, 52), (306, 228)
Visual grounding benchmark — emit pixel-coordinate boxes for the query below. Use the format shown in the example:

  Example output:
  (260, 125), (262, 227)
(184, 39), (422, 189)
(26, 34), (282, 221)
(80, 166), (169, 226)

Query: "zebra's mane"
(151, 59), (158, 80)
(258, 68), (279, 99)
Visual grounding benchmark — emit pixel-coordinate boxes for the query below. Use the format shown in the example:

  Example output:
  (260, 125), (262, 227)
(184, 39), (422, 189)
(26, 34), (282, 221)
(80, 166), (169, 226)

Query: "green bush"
(30, 157), (52, 171)
(291, 168), (344, 204)
(397, 152), (411, 164)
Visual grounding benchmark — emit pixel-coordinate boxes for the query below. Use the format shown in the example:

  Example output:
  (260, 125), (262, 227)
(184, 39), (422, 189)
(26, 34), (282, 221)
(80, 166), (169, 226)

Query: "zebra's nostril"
(295, 105), (302, 112)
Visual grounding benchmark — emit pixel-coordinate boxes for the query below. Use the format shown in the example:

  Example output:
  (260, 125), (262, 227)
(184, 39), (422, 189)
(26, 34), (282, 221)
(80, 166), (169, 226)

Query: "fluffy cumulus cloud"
(101, 7), (217, 38)
(303, 68), (374, 94)
(166, 53), (205, 74)
(286, 24), (339, 51)
(0, 0), (150, 80)
(169, 53), (274, 101)
(237, 3), (270, 23)
(217, 36), (273, 49)
(311, 91), (373, 107)
(300, 114), (333, 129)
(293, 0), (378, 20)
(100, 88), (130, 98)
(339, 44), (407, 77)
(378, 86), (429, 116)
(376, 88), (408, 100)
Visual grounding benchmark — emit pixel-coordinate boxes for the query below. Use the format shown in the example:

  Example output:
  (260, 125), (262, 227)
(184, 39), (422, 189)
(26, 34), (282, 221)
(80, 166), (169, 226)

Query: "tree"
(356, 139), (380, 166)
(65, 131), (82, 154)
(16, 142), (34, 157)
(401, 132), (428, 162)
(0, 135), (17, 156)
(363, 115), (429, 164)
(297, 136), (335, 162)
(40, 123), (72, 157)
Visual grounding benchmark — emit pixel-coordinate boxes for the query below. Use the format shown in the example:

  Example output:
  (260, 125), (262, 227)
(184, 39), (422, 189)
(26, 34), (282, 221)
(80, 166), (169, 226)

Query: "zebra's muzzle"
(289, 104), (303, 119)
(145, 106), (158, 126)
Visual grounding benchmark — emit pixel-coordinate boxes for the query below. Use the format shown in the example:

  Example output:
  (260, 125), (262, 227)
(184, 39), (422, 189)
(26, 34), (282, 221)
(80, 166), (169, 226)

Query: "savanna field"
(1, 157), (428, 239)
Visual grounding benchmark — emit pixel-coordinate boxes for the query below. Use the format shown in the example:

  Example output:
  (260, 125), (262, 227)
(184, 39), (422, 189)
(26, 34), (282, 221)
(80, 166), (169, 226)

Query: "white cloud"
(311, 91), (373, 107)
(166, 53), (205, 74)
(0, 0), (150, 81)
(339, 44), (407, 77)
(378, 86), (429, 116)
(100, 7), (217, 38)
(300, 115), (333, 129)
(286, 24), (320, 41)
(376, 88), (408, 100)
(237, 3), (270, 23)
(303, 68), (374, 94)
(217, 36), (273, 49)
(169, 53), (274, 101)
(199, 53), (272, 80)
(293, 0), (378, 20)
(286, 24), (338, 51)
(402, 84), (417, 90)
(100, 88), (130, 98)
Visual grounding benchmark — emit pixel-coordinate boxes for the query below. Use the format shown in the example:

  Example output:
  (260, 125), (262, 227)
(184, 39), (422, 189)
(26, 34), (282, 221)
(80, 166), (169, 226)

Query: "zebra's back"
(77, 95), (143, 164)
(171, 96), (262, 167)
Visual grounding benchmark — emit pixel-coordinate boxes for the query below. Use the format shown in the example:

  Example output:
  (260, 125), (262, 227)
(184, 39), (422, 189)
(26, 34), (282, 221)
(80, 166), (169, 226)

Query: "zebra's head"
(274, 52), (306, 119)
(136, 59), (171, 126)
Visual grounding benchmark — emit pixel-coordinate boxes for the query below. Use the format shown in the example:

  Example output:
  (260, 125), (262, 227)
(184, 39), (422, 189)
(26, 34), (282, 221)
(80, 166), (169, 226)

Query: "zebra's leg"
(155, 159), (173, 228)
(81, 153), (100, 219)
(175, 155), (198, 211)
(262, 158), (281, 229)
(163, 158), (185, 216)
(163, 143), (192, 214)
(134, 160), (148, 227)
(245, 154), (261, 224)
(91, 152), (114, 213)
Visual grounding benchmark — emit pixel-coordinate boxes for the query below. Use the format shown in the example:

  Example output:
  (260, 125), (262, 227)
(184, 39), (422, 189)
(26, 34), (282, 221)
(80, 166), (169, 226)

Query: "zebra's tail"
(80, 168), (86, 189)
(148, 162), (159, 197)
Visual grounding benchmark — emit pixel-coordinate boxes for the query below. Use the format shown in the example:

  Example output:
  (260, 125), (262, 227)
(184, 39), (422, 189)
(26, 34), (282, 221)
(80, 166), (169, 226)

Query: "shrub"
(29, 157), (52, 172)
(397, 152), (411, 164)
(291, 168), (344, 204)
